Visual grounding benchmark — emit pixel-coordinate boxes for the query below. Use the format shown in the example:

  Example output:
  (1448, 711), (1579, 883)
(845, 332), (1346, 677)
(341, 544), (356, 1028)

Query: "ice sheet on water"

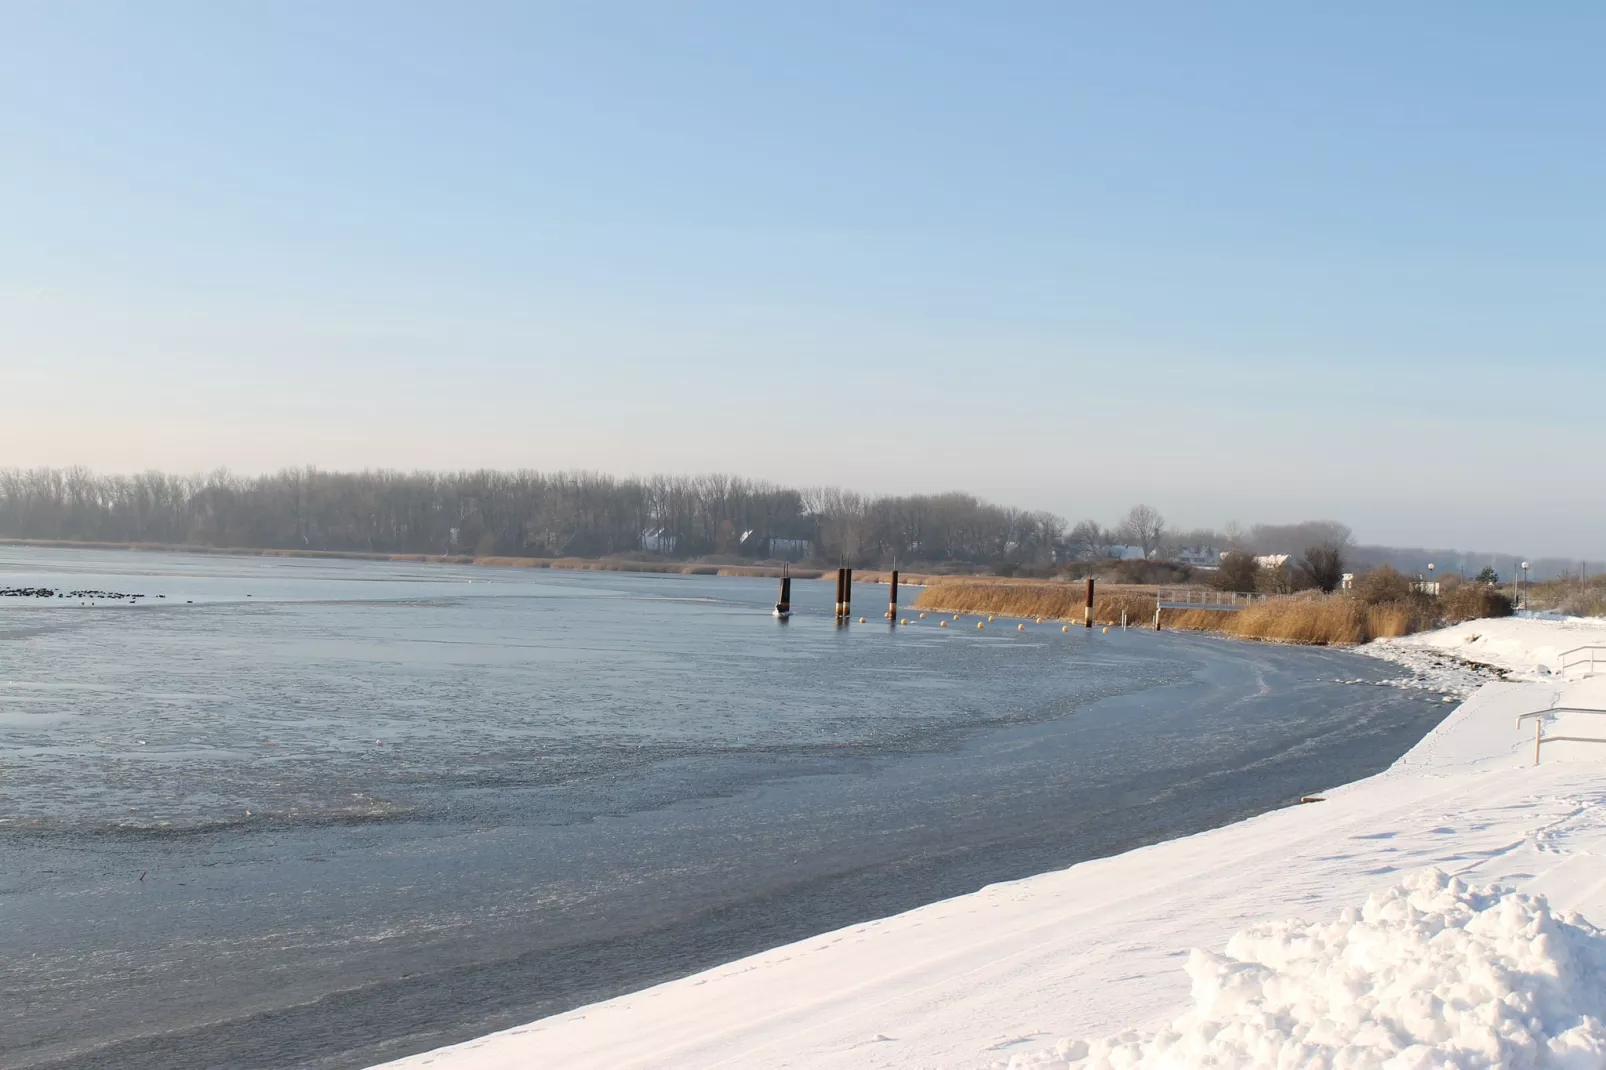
(1011, 869), (1606, 1069)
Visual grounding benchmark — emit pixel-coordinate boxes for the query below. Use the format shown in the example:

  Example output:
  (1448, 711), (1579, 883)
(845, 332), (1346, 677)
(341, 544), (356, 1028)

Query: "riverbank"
(913, 580), (1446, 644)
(373, 616), (1606, 1069)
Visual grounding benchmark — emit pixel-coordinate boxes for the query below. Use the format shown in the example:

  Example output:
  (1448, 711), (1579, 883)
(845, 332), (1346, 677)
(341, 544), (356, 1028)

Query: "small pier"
(1152, 588), (1265, 629)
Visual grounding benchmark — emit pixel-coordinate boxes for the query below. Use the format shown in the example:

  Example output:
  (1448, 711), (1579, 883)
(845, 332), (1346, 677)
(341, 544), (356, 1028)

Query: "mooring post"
(843, 568), (852, 620)
(888, 569), (899, 620)
(1084, 577), (1095, 628)
(834, 567), (845, 618)
(776, 565), (791, 616)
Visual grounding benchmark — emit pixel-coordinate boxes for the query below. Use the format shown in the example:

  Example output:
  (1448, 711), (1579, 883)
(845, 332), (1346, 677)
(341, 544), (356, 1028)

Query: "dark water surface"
(0, 548), (1448, 1069)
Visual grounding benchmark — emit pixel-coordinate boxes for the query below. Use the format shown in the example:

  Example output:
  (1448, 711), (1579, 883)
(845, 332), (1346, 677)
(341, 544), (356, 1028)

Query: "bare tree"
(1297, 541), (1346, 593)
(1065, 520), (1107, 560)
(1248, 520), (1353, 556)
(1119, 504), (1165, 558)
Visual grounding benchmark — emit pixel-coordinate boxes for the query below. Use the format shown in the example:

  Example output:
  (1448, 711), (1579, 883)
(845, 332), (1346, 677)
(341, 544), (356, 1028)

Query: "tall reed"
(911, 582), (1156, 625)
(914, 581), (1444, 645)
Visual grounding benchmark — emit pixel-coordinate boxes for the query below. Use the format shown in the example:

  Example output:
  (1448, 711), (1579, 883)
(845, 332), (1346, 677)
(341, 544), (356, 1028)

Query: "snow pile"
(1370, 617), (1606, 682)
(1010, 869), (1606, 1070)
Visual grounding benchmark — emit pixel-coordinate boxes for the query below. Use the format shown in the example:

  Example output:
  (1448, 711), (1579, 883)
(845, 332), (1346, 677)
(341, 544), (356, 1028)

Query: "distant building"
(767, 537), (811, 559)
(1174, 546), (1223, 566)
(1255, 554), (1291, 570)
(641, 528), (677, 554)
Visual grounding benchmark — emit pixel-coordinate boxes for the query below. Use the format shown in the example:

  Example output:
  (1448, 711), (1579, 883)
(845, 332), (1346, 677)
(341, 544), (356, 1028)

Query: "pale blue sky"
(3, 3), (1602, 555)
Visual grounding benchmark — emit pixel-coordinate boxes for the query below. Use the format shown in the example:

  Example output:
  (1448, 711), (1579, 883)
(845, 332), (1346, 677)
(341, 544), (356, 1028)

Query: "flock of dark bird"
(0, 587), (156, 601)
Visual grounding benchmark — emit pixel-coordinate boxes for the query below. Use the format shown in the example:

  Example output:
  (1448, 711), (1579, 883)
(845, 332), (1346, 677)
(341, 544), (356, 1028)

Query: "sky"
(3, 3), (1602, 556)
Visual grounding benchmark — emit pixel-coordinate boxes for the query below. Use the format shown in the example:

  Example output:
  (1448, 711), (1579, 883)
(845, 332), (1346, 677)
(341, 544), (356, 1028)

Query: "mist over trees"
(0, 467), (1067, 568)
(1, 467), (1575, 578)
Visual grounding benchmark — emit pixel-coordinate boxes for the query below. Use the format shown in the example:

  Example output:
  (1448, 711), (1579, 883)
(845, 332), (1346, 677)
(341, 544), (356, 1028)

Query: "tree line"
(0, 467), (1378, 573)
(0, 467), (1077, 567)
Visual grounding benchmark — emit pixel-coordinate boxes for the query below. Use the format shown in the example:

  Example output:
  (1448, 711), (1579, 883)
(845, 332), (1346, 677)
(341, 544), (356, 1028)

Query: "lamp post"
(1521, 561), (1530, 610)
(1427, 562), (1435, 594)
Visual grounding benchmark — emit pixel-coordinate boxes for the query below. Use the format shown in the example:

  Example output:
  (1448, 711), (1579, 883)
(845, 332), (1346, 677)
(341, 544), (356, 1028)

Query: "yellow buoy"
(939, 620), (948, 627)
(1062, 625), (1069, 632)
(900, 618), (909, 625)
(1017, 623), (1025, 631)
(1102, 626), (1110, 633)
(953, 614), (960, 621)
(859, 617), (866, 623)
(977, 621), (985, 628)
(919, 612), (926, 619)
(988, 615), (995, 622)
(1036, 617), (1044, 624)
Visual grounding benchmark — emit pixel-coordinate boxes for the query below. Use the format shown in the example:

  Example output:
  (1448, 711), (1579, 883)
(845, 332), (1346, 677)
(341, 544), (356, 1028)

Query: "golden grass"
(1171, 596), (1434, 644)
(915, 581), (1443, 645)
(1216, 598), (1370, 644)
(911, 581), (1157, 626)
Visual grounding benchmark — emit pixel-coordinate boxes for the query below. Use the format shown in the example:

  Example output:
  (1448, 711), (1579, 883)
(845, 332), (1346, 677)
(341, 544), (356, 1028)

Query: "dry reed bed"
(911, 582), (1157, 627)
(914, 581), (1439, 645)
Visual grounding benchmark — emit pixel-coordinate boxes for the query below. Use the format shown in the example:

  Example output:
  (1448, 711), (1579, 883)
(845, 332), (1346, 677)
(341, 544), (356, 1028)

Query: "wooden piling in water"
(834, 567), (845, 618)
(1084, 577), (1095, 628)
(887, 569), (899, 619)
(843, 568), (852, 619)
(776, 565), (791, 616)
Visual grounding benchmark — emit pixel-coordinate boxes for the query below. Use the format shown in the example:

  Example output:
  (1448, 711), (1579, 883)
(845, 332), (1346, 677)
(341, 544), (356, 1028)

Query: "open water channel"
(0, 547), (1450, 1069)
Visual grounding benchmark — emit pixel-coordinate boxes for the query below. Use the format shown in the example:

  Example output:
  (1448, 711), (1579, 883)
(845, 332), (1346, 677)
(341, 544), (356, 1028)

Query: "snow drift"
(1012, 869), (1606, 1069)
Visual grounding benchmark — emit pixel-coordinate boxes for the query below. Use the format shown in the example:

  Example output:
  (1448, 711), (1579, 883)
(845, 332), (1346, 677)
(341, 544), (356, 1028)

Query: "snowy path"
(377, 620), (1606, 1070)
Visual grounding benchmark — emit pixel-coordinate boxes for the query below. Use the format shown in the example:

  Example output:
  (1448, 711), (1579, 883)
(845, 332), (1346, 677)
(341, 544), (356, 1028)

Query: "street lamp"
(1521, 561), (1530, 610)
(1427, 562), (1435, 593)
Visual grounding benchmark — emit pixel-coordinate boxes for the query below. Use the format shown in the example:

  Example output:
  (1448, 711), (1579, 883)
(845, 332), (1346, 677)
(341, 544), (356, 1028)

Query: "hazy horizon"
(5, 4), (1600, 557)
(2, 461), (1598, 568)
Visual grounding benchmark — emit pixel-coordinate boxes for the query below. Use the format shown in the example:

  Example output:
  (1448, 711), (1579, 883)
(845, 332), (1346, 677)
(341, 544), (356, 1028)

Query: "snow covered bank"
(1015, 870), (1606, 1068)
(374, 619), (1606, 1070)
(1368, 614), (1606, 682)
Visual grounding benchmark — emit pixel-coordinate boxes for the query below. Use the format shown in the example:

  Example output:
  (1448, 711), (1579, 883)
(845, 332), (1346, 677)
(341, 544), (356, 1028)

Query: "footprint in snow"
(985, 1034), (1043, 1051)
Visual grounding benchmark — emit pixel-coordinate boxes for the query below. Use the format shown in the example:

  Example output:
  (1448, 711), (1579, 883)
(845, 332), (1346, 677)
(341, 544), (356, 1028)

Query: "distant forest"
(0, 467), (1584, 579)
(0, 467), (1075, 567)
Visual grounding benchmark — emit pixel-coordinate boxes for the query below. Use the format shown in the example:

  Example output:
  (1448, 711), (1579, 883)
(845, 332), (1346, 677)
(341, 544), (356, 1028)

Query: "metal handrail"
(1516, 705), (1606, 765)
(1559, 646), (1606, 680)
(1153, 588), (1267, 608)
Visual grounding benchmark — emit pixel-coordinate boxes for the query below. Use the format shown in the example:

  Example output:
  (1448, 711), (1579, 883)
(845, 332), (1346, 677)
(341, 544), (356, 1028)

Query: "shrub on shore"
(1526, 574), (1606, 617)
(1355, 565), (1414, 605)
(1440, 585), (1514, 623)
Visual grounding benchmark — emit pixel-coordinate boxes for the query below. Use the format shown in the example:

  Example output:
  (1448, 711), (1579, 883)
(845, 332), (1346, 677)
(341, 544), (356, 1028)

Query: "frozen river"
(0, 547), (1449, 1069)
